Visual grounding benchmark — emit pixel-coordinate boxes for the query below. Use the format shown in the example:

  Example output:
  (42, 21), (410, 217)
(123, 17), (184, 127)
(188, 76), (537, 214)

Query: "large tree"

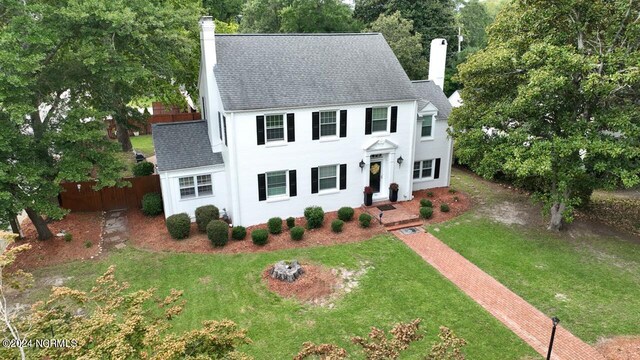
(204, 0), (245, 22)
(365, 12), (429, 80)
(458, 0), (492, 50)
(0, 0), (201, 239)
(450, 0), (640, 230)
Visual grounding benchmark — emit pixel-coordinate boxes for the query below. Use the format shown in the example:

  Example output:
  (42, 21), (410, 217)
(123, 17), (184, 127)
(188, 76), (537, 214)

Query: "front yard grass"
(30, 236), (536, 359)
(130, 134), (154, 157)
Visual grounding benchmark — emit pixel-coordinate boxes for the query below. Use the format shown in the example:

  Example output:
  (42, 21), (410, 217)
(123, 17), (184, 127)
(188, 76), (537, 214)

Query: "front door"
(369, 161), (382, 193)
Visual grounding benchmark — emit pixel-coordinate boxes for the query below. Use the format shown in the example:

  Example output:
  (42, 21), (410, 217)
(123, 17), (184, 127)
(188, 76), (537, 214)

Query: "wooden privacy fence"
(59, 175), (161, 212)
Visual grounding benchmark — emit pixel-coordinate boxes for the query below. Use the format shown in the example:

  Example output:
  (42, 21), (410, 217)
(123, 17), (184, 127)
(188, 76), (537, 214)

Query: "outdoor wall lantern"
(359, 160), (365, 171)
(397, 156), (404, 167)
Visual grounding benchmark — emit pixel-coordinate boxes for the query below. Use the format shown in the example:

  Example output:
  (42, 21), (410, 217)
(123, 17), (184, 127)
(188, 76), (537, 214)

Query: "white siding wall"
(226, 101), (417, 226)
(159, 165), (228, 220)
(412, 113), (453, 190)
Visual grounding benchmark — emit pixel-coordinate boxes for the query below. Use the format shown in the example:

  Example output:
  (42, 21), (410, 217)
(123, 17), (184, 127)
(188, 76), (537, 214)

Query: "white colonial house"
(152, 17), (454, 227)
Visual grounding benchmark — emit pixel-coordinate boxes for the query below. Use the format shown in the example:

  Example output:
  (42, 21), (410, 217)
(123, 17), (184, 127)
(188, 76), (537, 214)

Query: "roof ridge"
(411, 80), (434, 83)
(152, 120), (205, 127)
(217, 33), (381, 37)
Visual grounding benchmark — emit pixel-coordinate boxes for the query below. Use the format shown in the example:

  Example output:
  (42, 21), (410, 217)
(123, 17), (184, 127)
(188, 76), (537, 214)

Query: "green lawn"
(31, 236), (537, 359)
(130, 134), (154, 157)
(434, 169), (640, 343)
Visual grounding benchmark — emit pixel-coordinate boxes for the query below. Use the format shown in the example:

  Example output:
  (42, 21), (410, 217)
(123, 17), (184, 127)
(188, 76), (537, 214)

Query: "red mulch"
(403, 187), (472, 224)
(128, 208), (387, 254)
(262, 264), (338, 302)
(11, 212), (103, 270)
(597, 336), (640, 360)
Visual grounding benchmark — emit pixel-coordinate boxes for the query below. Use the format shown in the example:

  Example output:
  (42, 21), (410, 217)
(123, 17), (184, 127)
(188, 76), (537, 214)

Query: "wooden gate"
(59, 175), (161, 212)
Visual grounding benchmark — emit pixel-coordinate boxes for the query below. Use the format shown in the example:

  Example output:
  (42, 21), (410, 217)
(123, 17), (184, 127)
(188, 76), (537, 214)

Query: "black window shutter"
(218, 112), (222, 140)
(256, 116), (265, 145)
(223, 116), (228, 146)
(312, 112), (320, 140)
(434, 158), (441, 179)
(390, 106), (398, 133)
(339, 110), (347, 138)
(287, 113), (295, 142)
(289, 170), (297, 197)
(339, 164), (347, 190)
(258, 174), (267, 201)
(365, 108), (372, 135)
(311, 167), (319, 194)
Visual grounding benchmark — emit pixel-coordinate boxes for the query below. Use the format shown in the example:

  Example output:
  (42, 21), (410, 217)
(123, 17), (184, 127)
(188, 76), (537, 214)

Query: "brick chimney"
(428, 39), (447, 90)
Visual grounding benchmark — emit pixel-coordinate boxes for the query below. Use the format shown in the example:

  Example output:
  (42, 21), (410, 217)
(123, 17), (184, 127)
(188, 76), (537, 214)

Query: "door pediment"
(363, 138), (399, 152)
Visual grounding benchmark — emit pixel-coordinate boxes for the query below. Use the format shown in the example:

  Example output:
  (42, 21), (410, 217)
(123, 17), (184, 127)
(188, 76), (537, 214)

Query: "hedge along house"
(152, 16), (453, 227)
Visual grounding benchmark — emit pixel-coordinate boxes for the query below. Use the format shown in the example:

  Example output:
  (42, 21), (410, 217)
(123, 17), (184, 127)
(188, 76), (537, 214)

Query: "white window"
(318, 165), (338, 191)
(266, 171), (287, 197)
(413, 160), (433, 179)
(179, 175), (213, 199)
(266, 115), (285, 142)
(371, 107), (388, 132)
(320, 111), (337, 137)
(420, 115), (434, 138)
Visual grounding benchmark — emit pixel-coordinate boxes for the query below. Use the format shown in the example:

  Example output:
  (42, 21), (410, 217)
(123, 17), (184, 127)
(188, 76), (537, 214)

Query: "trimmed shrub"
(195, 205), (219, 232)
(290, 226), (305, 241)
(132, 161), (154, 177)
(63, 233), (73, 242)
(420, 207), (433, 219)
(331, 219), (344, 233)
(304, 206), (325, 229)
(286, 217), (296, 229)
(440, 203), (450, 213)
(207, 220), (229, 247)
(267, 217), (283, 234)
(426, 191), (434, 197)
(84, 240), (93, 248)
(359, 213), (372, 228)
(251, 229), (269, 246)
(142, 193), (163, 216)
(420, 199), (433, 208)
(337, 207), (355, 222)
(231, 226), (247, 240)
(166, 213), (191, 240)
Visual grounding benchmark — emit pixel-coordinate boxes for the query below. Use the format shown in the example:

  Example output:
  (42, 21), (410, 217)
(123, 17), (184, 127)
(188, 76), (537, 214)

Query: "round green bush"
(440, 203), (450, 213)
(231, 226), (246, 240)
(331, 219), (344, 233)
(166, 213), (191, 240)
(207, 220), (229, 247)
(337, 207), (355, 222)
(195, 205), (219, 232)
(427, 191), (434, 197)
(419, 199), (433, 208)
(286, 217), (296, 229)
(251, 229), (269, 246)
(290, 226), (305, 241)
(359, 213), (372, 228)
(420, 207), (433, 219)
(142, 193), (163, 216)
(304, 206), (325, 229)
(132, 161), (154, 177)
(267, 217), (283, 234)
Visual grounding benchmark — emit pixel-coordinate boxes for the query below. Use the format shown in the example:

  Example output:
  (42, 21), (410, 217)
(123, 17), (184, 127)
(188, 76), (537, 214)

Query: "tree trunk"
(9, 217), (23, 239)
(24, 208), (53, 240)
(116, 121), (133, 152)
(547, 202), (566, 231)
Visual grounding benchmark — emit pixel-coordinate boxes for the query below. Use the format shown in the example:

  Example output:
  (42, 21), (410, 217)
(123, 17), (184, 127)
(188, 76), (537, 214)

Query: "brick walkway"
(393, 229), (605, 360)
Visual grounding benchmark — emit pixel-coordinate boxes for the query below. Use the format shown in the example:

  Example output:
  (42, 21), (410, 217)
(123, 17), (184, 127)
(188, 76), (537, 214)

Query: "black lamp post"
(546, 317), (560, 360)
(359, 160), (365, 171)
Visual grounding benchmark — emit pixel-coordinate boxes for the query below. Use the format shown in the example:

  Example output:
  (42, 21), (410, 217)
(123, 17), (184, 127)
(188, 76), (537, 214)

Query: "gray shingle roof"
(412, 80), (452, 121)
(214, 33), (417, 111)
(152, 121), (223, 171)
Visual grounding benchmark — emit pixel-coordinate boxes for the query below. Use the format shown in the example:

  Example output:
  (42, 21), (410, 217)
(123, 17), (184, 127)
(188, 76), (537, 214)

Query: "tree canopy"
(450, 0), (640, 230)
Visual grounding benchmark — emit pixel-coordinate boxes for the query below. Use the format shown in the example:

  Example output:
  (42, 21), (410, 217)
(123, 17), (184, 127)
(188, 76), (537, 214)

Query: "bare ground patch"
(596, 336), (640, 360)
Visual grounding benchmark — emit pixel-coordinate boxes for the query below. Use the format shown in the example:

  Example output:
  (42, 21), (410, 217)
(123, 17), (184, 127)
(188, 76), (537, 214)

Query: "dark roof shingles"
(152, 121), (223, 171)
(412, 80), (452, 121)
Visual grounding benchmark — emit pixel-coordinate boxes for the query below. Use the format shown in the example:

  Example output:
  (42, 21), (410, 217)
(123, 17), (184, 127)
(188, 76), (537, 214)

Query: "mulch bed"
(262, 264), (338, 303)
(402, 187), (472, 224)
(128, 208), (387, 254)
(596, 336), (640, 360)
(11, 212), (103, 270)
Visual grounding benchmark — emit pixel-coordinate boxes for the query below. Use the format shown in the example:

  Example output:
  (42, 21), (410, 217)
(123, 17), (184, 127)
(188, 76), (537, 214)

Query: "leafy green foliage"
(337, 207), (355, 222)
(231, 226), (247, 241)
(290, 226), (305, 241)
(331, 219), (344, 233)
(304, 206), (325, 229)
(207, 220), (230, 247)
(204, 0), (245, 22)
(132, 161), (155, 177)
(458, 0), (492, 50)
(141, 193), (163, 216)
(195, 205), (220, 232)
(440, 204), (450, 213)
(420, 199), (433, 208)
(451, 0), (640, 229)
(166, 213), (191, 240)
(359, 213), (372, 228)
(251, 229), (269, 245)
(420, 207), (433, 219)
(365, 12), (428, 80)
(267, 217), (283, 234)
(286, 217), (296, 229)
(63, 233), (73, 242)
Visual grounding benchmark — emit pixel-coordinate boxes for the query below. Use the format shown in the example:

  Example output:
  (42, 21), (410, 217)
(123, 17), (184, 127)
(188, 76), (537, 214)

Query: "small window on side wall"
(420, 115), (434, 138)
(179, 175), (213, 199)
